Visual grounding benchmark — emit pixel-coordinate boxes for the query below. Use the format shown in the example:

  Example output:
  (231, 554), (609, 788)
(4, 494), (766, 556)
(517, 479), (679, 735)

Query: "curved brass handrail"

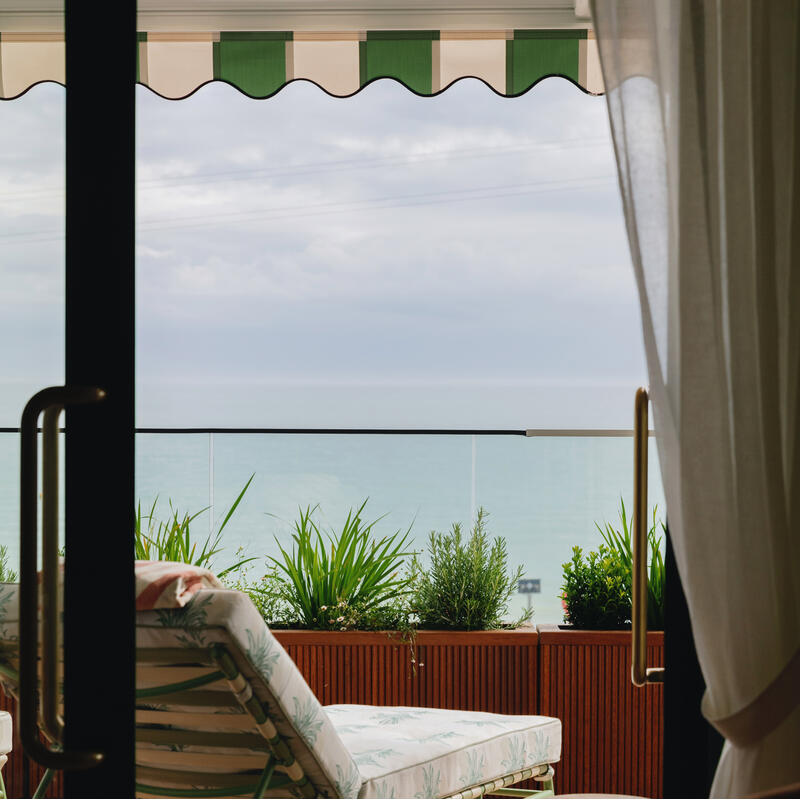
(21, 385), (107, 770)
(631, 387), (664, 687)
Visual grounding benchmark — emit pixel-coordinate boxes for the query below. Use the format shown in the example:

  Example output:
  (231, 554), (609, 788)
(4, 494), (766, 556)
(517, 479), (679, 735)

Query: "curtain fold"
(591, 1), (800, 795)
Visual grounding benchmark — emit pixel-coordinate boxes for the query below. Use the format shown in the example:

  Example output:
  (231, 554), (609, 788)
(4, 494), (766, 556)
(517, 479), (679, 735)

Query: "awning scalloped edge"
(0, 29), (604, 100)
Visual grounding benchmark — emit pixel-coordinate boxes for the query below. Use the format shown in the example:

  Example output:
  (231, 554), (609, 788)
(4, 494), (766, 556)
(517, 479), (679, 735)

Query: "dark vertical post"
(64, 0), (136, 796)
(664, 532), (723, 797)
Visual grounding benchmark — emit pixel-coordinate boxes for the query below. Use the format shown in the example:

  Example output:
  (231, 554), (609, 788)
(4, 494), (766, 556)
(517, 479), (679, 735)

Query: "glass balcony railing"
(0, 428), (665, 624)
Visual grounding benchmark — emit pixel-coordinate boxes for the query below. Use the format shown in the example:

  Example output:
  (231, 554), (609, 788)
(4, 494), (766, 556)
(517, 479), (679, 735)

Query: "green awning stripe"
(361, 33), (435, 94)
(0, 29), (603, 101)
(506, 34), (581, 95)
(213, 35), (290, 96)
(513, 29), (587, 39)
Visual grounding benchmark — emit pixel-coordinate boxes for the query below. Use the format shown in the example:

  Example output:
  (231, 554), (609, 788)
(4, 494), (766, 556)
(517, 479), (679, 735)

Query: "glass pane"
(135, 433), (211, 524)
(0, 83), (66, 574)
(134, 76), (663, 626)
(136, 77), (643, 429)
(133, 431), (666, 624)
(474, 435), (666, 622)
(210, 433), (472, 556)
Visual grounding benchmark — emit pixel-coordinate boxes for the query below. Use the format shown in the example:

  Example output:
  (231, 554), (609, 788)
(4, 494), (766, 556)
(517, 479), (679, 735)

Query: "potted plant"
(237, 503), (541, 722)
(537, 500), (665, 797)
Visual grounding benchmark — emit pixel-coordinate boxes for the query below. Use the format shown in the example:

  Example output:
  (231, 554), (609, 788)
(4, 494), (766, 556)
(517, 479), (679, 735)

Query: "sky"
(0, 75), (647, 429)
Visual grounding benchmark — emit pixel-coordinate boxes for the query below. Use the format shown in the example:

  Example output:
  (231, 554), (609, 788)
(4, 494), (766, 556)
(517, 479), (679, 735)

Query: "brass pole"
(631, 388), (649, 687)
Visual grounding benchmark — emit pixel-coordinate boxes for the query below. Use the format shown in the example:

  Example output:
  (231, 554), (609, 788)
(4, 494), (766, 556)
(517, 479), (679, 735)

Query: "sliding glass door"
(0, 2), (137, 795)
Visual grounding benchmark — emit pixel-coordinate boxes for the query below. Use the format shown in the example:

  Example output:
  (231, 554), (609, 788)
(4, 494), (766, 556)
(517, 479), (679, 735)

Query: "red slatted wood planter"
(274, 628), (539, 714)
(0, 689), (63, 799)
(537, 624), (664, 797)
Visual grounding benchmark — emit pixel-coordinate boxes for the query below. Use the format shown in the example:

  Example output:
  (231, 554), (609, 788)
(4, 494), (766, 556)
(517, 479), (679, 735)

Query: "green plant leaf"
(134, 477), (254, 578)
(267, 500), (415, 628)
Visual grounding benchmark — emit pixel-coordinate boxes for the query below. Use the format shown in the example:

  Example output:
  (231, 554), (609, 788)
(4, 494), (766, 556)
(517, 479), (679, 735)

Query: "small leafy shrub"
(269, 500), (415, 629)
(595, 499), (665, 629)
(410, 508), (531, 631)
(561, 544), (631, 629)
(134, 474), (255, 579)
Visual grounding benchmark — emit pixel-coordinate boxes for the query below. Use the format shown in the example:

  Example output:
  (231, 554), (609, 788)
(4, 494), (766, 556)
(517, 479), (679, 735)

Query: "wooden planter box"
(274, 627), (539, 714)
(537, 624), (664, 798)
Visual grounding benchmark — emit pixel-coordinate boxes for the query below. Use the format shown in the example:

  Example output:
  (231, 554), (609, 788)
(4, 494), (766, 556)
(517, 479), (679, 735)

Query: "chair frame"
(135, 643), (555, 799)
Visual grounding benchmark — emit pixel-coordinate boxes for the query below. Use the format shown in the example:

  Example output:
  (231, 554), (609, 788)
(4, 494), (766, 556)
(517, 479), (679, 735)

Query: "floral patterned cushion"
(137, 588), (362, 798)
(135, 560), (223, 610)
(0, 710), (11, 755)
(325, 705), (561, 799)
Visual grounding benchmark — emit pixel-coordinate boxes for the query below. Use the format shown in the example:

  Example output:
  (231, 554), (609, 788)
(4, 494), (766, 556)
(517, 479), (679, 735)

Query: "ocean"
(0, 431), (665, 624)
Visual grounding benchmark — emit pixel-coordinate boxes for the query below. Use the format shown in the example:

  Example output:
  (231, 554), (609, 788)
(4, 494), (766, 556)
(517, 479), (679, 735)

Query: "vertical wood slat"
(273, 629), (539, 718)
(537, 625), (664, 797)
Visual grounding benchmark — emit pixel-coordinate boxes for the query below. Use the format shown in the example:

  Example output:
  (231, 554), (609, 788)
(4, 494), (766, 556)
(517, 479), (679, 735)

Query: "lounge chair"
(0, 564), (562, 798)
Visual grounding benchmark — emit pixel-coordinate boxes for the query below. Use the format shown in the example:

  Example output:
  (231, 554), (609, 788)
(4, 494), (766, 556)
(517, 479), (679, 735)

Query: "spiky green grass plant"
(269, 500), (414, 628)
(134, 474), (255, 578)
(0, 545), (17, 583)
(595, 498), (665, 629)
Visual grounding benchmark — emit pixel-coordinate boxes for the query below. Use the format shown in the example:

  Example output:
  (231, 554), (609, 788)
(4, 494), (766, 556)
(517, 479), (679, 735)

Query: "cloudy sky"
(0, 75), (646, 429)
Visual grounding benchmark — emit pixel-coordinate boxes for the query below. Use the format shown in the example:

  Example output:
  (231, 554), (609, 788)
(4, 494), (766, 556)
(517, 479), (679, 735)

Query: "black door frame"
(63, 1), (136, 795)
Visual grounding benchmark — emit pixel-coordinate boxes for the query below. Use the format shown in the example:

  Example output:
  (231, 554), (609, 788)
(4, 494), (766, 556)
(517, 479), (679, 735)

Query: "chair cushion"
(325, 704), (561, 799)
(0, 710), (11, 755)
(135, 561), (223, 610)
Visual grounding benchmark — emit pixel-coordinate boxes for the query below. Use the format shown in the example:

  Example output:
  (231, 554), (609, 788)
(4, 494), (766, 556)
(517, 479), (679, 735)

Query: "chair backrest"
(0, 572), (362, 798)
(136, 580), (361, 798)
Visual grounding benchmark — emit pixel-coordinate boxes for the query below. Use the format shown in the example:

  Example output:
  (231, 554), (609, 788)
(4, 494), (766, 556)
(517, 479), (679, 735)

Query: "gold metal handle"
(632, 387), (664, 687)
(21, 386), (106, 770)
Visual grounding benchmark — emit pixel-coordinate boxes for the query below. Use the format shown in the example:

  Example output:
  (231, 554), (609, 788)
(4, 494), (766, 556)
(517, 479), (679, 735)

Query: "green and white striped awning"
(0, 28), (603, 100)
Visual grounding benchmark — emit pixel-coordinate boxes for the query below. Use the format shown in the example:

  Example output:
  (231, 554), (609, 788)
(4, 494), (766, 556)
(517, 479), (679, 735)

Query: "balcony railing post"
(209, 431), (214, 535)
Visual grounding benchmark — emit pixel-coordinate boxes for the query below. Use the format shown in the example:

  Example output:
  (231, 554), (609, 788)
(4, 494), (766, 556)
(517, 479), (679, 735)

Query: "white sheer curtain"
(591, 1), (800, 796)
